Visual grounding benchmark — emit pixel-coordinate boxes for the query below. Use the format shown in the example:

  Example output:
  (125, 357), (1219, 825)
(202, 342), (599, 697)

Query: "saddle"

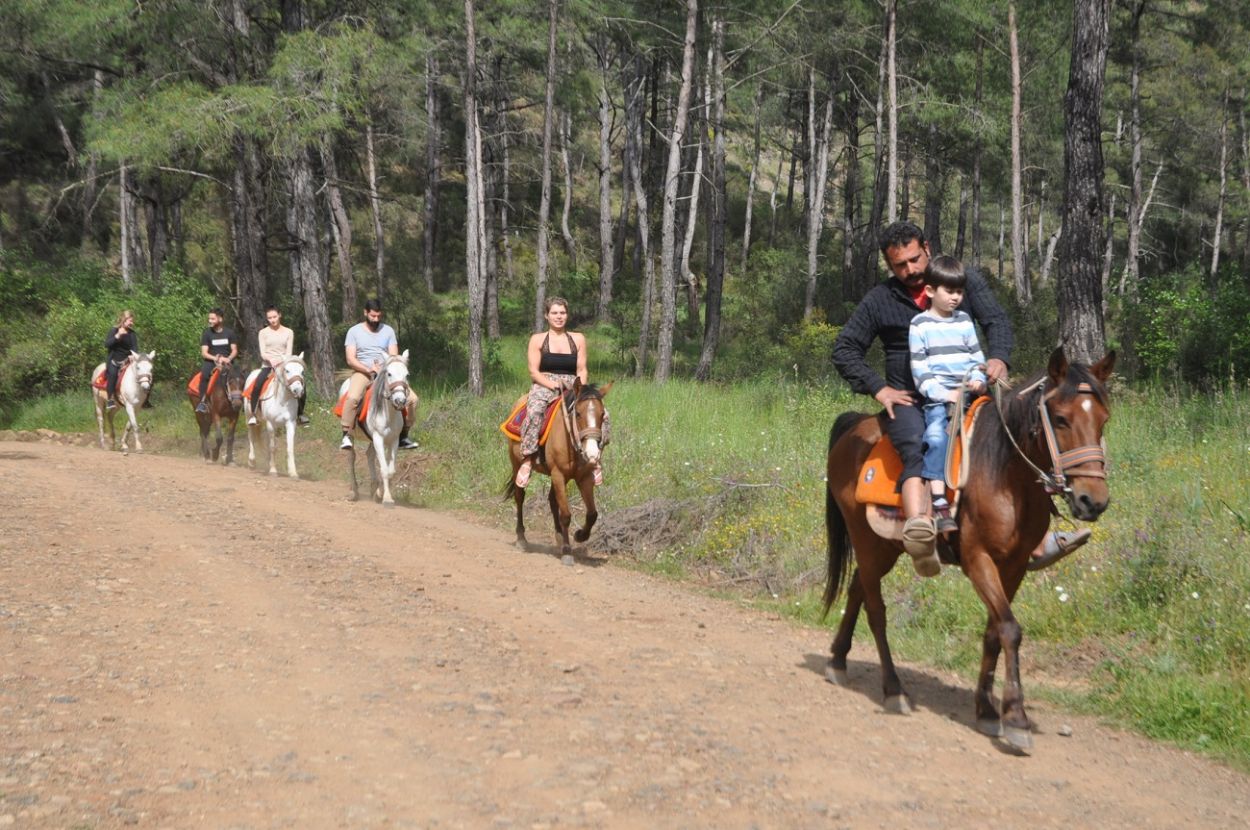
(855, 396), (992, 543)
(499, 394), (563, 446)
(243, 372), (275, 401)
(185, 366), (223, 398)
(92, 360), (131, 390)
(333, 388), (375, 425)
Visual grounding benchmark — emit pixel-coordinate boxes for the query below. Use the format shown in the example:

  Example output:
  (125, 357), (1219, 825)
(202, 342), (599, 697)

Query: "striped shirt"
(909, 309), (986, 404)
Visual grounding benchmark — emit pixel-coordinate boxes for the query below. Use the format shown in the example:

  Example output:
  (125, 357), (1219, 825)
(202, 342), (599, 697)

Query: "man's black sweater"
(832, 270), (1013, 396)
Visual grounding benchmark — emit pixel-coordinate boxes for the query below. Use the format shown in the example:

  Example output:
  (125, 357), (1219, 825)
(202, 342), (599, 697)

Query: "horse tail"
(822, 412), (868, 618)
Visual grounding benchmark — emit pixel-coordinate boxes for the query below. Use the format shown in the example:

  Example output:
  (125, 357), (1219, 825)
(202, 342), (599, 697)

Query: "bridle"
(993, 374), (1108, 499)
(275, 355), (307, 397)
(127, 356), (154, 391)
(379, 356), (412, 410)
(560, 386), (603, 464)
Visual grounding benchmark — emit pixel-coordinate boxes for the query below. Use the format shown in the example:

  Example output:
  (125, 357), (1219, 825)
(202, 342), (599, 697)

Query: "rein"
(558, 386), (602, 464)
(275, 356), (307, 397)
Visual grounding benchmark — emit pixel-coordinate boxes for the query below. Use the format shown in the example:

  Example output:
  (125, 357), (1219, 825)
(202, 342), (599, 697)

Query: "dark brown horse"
(187, 363), (246, 465)
(505, 379), (611, 556)
(822, 347), (1114, 752)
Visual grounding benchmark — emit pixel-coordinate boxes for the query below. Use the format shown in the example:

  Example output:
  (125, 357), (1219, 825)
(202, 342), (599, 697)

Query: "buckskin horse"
(342, 351), (413, 505)
(822, 347), (1114, 752)
(187, 362), (246, 465)
(504, 378), (611, 556)
(91, 350), (155, 454)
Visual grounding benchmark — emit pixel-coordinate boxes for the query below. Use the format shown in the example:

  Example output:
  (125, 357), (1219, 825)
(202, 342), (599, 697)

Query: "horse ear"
(400, 348), (410, 363)
(599, 381), (613, 398)
(1090, 350), (1116, 382)
(296, 351), (304, 360)
(1047, 347), (1068, 385)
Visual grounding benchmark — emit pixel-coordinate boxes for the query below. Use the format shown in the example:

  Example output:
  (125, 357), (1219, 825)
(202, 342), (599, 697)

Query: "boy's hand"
(968, 380), (986, 395)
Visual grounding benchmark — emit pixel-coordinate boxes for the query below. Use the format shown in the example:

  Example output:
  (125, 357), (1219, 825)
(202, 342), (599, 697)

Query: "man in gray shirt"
(340, 298), (418, 450)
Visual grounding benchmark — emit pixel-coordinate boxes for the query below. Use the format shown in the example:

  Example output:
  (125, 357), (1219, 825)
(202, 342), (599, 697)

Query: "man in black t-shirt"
(194, 307), (239, 413)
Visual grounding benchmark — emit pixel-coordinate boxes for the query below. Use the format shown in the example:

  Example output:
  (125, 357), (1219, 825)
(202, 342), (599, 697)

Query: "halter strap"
(994, 377), (1108, 497)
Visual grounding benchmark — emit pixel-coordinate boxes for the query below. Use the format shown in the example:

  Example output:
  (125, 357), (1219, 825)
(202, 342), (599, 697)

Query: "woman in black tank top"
(515, 297), (604, 488)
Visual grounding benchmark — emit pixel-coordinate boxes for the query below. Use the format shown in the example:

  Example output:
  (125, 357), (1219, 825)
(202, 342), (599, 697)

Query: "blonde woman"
(103, 310), (138, 410)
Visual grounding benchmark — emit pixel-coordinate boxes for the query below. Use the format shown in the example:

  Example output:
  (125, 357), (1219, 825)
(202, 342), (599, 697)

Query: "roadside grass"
(5, 345), (1249, 769)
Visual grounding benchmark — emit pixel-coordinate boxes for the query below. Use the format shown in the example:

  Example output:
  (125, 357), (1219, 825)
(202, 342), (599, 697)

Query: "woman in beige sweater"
(249, 307), (309, 426)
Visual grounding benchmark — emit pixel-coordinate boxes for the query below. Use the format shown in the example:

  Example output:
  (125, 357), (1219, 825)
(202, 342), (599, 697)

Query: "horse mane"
(972, 362), (1108, 488)
(575, 383), (603, 401)
(370, 361), (389, 413)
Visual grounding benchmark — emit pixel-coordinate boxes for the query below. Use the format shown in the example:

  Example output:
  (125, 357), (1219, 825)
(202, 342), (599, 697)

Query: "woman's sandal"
(514, 460), (533, 488)
(592, 464), (604, 486)
(1027, 528), (1093, 571)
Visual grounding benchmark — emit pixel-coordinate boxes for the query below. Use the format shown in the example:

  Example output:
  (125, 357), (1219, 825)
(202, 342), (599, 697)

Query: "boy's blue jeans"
(922, 402), (950, 484)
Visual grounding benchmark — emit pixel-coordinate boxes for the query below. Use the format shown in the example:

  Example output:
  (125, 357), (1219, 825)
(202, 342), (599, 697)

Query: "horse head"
(569, 378), (610, 465)
(379, 349), (411, 410)
(1042, 347), (1115, 521)
(224, 363), (246, 412)
(129, 350), (156, 392)
(280, 352), (307, 398)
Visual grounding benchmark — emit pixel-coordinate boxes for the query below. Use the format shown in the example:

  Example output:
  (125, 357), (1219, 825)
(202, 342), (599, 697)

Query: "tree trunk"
(80, 70), (104, 252)
(534, 0), (560, 331)
(142, 176), (169, 286)
(885, 0), (899, 223)
(1210, 92), (1229, 282)
(1039, 228), (1061, 285)
(1009, 2), (1029, 303)
(120, 166), (147, 284)
(463, 0), (486, 396)
(229, 139), (265, 351)
(654, 0), (699, 382)
(1037, 179), (1046, 263)
(595, 38), (616, 321)
(742, 83), (763, 269)
(424, 55), (440, 293)
(923, 126), (943, 254)
(695, 17), (726, 381)
(120, 165), (131, 289)
(680, 49), (708, 336)
(971, 38), (984, 266)
(1101, 191), (1115, 314)
(364, 119), (385, 301)
(1119, 160), (1161, 295)
(320, 137), (357, 321)
(483, 117), (500, 340)
(629, 76), (655, 378)
(613, 58), (636, 280)
(769, 151), (783, 246)
(998, 201), (1006, 281)
(955, 175), (968, 260)
(1241, 89), (1250, 273)
(1122, 0), (1145, 295)
(842, 95), (860, 300)
(804, 66), (836, 320)
(287, 149), (334, 397)
(1056, 0), (1111, 364)
(558, 109), (577, 268)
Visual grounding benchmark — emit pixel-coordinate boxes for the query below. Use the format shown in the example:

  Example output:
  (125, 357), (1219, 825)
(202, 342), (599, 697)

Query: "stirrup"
(1028, 528), (1092, 572)
(515, 460), (532, 488)
(902, 516), (941, 577)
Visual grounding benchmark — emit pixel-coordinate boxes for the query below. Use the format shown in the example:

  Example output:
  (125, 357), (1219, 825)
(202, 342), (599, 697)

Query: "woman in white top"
(248, 306), (309, 426)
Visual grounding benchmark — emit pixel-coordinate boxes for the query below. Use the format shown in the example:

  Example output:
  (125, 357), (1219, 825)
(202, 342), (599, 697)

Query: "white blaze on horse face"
(1081, 398), (1093, 414)
(584, 438), (601, 463)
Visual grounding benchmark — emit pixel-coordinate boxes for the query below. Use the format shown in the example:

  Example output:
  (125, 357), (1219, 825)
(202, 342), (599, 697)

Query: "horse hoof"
(883, 695), (912, 715)
(269, 471), (278, 477)
(574, 530), (590, 543)
(1002, 725), (1034, 753)
(348, 494), (359, 502)
(824, 665), (850, 687)
(382, 501), (395, 509)
(976, 718), (1004, 738)
(561, 554), (575, 566)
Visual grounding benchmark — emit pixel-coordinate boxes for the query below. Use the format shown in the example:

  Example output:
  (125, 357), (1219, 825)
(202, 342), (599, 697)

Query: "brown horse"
(822, 347), (1114, 752)
(505, 379), (611, 556)
(187, 363), (246, 465)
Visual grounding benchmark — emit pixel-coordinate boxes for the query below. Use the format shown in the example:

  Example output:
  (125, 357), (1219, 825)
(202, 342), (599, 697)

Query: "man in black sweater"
(832, 222), (1012, 576)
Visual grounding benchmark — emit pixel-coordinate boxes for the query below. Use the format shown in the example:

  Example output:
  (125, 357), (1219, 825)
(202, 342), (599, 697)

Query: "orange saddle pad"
(243, 373), (275, 401)
(92, 363), (130, 390)
(854, 397), (990, 507)
(185, 367), (221, 398)
(499, 396), (562, 445)
(333, 389), (375, 424)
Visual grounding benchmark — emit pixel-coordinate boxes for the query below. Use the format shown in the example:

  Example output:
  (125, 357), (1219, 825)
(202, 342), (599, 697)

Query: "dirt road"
(1, 439), (1247, 828)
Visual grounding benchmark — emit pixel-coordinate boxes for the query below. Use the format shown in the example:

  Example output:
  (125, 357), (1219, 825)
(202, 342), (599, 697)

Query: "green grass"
(5, 343), (1250, 769)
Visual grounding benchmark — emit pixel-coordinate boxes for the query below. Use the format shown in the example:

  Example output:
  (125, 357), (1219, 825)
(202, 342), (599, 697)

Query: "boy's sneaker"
(105, 400), (118, 411)
(935, 508), (958, 535)
(340, 434), (353, 450)
(398, 437), (419, 450)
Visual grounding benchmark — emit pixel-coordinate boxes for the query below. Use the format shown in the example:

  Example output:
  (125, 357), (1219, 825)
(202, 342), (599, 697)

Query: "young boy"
(909, 255), (986, 533)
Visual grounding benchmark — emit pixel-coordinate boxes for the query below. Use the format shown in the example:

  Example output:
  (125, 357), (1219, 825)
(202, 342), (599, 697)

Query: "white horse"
(91, 351), (155, 454)
(342, 350), (414, 505)
(245, 352), (307, 479)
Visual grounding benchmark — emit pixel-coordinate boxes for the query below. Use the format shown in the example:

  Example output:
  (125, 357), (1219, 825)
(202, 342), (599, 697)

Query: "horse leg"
(964, 551), (1032, 752)
(573, 473), (597, 543)
(548, 472), (574, 555)
(373, 433), (394, 505)
(974, 612), (1004, 738)
(857, 552), (909, 712)
(513, 481), (528, 548)
(284, 420), (298, 479)
(224, 418), (237, 465)
(213, 419), (224, 463)
(346, 443), (360, 501)
(827, 567), (865, 686)
(247, 411), (258, 470)
(121, 403), (139, 453)
(95, 396), (107, 450)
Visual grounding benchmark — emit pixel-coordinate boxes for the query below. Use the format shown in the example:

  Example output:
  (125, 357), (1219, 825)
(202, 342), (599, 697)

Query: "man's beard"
(366, 319), (381, 332)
